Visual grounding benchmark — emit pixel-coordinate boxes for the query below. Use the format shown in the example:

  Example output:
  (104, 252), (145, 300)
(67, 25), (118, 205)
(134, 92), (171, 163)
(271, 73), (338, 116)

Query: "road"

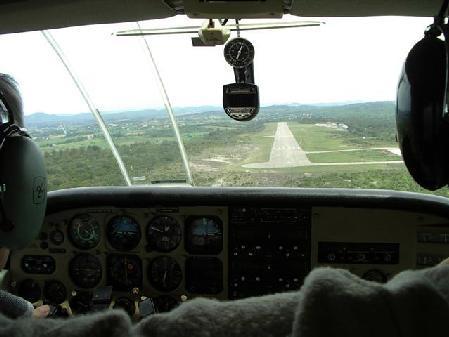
(243, 122), (403, 169)
(312, 161), (403, 166)
(243, 122), (312, 169)
(305, 147), (402, 156)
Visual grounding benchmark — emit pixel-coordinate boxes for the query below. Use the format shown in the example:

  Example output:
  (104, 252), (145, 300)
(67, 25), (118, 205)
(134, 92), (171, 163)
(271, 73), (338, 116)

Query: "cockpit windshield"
(1, 16), (444, 195)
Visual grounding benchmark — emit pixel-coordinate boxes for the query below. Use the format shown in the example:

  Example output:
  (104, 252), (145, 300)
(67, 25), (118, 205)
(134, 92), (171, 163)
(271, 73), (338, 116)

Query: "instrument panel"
(8, 201), (449, 319)
(10, 207), (227, 316)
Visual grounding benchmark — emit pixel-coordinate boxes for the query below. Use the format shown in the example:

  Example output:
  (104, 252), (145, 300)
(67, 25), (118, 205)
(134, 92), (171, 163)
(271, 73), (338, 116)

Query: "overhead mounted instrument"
(224, 37), (255, 68)
(115, 20), (323, 47)
(115, 18), (323, 121)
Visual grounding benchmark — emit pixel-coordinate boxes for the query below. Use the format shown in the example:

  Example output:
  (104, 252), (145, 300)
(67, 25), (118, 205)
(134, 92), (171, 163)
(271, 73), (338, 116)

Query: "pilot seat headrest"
(0, 74), (47, 250)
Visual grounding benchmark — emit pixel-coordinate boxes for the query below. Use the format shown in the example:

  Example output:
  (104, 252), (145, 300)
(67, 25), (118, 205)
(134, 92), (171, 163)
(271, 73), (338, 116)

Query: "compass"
(224, 37), (255, 68)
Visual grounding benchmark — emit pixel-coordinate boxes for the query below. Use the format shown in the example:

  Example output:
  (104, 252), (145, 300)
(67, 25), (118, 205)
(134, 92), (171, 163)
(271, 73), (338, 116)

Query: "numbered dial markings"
(69, 214), (101, 249)
(224, 37), (255, 68)
(107, 254), (142, 291)
(107, 216), (141, 251)
(185, 216), (223, 254)
(44, 280), (67, 304)
(147, 216), (182, 252)
(69, 253), (102, 289)
(149, 256), (182, 292)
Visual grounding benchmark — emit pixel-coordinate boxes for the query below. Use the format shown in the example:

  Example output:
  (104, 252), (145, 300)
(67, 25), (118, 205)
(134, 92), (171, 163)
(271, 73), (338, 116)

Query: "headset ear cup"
(396, 34), (449, 190)
(401, 135), (445, 190)
(0, 136), (47, 249)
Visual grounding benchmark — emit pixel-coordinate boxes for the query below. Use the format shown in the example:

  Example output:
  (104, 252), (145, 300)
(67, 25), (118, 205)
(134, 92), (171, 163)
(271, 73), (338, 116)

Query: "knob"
(327, 253), (336, 262)
(49, 230), (64, 245)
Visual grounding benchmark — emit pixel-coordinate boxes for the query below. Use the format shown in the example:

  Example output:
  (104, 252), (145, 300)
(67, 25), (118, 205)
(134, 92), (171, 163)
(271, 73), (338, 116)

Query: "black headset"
(396, 0), (449, 191)
(0, 76), (47, 249)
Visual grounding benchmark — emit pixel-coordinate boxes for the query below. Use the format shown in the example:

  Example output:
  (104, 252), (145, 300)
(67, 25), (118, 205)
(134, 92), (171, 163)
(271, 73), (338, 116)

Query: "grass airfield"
(189, 121), (444, 196)
(36, 114), (449, 198)
(217, 122), (403, 171)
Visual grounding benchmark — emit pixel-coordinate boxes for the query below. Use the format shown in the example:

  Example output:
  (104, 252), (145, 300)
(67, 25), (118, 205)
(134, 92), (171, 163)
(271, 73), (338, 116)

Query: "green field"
(288, 123), (394, 151)
(32, 102), (449, 198)
(239, 122), (277, 165)
(306, 149), (399, 163)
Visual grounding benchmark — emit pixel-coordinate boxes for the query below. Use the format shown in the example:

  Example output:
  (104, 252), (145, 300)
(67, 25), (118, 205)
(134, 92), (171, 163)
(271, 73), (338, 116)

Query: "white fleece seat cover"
(1, 266), (449, 337)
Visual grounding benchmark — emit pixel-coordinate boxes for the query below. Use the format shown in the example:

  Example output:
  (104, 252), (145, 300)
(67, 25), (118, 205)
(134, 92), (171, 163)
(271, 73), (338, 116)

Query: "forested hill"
(181, 101), (396, 142)
(24, 105), (219, 127)
(25, 101), (395, 130)
(278, 101), (396, 141)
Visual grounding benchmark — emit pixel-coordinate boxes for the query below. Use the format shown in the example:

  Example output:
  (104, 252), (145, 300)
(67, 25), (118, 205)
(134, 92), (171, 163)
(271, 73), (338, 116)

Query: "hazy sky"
(0, 15), (430, 115)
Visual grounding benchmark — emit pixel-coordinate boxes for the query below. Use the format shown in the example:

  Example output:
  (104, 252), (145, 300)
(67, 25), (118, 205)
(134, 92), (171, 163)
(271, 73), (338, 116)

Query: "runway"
(243, 122), (312, 169)
(243, 122), (403, 169)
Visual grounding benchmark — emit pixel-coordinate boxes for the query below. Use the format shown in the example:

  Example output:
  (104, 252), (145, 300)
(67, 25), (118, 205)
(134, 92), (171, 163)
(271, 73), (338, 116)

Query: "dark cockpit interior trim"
(47, 187), (449, 217)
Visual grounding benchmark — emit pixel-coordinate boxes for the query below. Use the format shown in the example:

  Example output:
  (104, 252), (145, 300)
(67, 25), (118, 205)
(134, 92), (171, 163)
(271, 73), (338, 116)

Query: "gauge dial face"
(185, 216), (223, 254)
(107, 215), (141, 251)
(107, 254), (142, 291)
(69, 253), (102, 288)
(149, 256), (182, 292)
(44, 280), (67, 304)
(18, 279), (41, 303)
(224, 37), (255, 68)
(69, 214), (101, 250)
(147, 216), (182, 252)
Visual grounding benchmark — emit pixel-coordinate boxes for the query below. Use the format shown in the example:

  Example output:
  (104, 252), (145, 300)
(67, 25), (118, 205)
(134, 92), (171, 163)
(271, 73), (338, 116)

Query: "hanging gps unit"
(223, 36), (260, 121)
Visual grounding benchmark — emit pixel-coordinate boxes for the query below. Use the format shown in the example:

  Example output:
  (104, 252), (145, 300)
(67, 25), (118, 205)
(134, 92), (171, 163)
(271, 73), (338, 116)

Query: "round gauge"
(69, 253), (102, 289)
(149, 256), (182, 292)
(18, 279), (41, 303)
(147, 216), (182, 252)
(44, 280), (67, 304)
(107, 215), (141, 251)
(68, 214), (101, 250)
(153, 295), (180, 313)
(224, 37), (255, 68)
(107, 254), (142, 291)
(185, 216), (223, 254)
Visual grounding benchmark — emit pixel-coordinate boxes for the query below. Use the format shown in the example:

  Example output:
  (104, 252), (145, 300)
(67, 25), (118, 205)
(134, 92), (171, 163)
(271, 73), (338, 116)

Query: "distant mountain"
(25, 112), (94, 126)
(274, 100), (369, 107)
(25, 102), (395, 128)
(25, 106), (222, 128)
